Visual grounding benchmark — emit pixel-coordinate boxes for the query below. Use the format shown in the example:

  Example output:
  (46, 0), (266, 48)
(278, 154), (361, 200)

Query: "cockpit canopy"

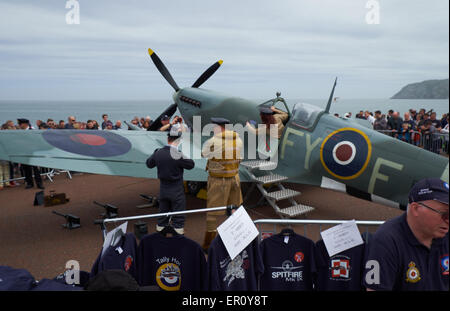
(291, 103), (324, 129)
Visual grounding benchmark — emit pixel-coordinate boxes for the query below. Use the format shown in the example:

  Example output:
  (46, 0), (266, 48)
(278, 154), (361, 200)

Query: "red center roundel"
(294, 252), (304, 263)
(336, 144), (353, 162)
(70, 134), (107, 146)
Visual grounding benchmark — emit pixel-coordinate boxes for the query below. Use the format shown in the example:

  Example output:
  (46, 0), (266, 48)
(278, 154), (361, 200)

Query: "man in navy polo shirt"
(363, 178), (449, 291)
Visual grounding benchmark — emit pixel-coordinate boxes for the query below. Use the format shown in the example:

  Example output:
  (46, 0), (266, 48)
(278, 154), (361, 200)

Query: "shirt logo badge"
(124, 255), (133, 272)
(156, 263), (181, 291)
(406, 262), (421, 283)
(331, 259), (350, 279)
(441, 255), (449, 276)
(294, 252), (304, 263)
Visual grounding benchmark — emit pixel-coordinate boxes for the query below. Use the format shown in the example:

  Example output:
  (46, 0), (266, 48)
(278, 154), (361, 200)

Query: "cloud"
(0, 0), (448, 100)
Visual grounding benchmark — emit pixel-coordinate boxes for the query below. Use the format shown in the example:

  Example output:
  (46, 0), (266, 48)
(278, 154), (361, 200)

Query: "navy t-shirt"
(0, 266), (36, 291)
(315, 240), (365, 291)
(207, 236), (264, 291)
(90, 233), (138, 280)
(137, 233), (207, 291)
(260, 233), (316, 291)
(363, 213), (449, 291)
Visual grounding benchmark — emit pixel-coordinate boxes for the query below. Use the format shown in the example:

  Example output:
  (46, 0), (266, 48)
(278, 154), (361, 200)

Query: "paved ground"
(0, 173), (402, 280)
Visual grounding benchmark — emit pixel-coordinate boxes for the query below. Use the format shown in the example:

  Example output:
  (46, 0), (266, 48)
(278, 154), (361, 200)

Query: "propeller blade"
(191, 60), (223, 88)
(148, 48), (180, 92)
(147, 103), (178, 131)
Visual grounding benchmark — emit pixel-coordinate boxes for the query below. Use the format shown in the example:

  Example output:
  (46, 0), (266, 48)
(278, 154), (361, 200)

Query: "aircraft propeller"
(147, 48), (223, 130)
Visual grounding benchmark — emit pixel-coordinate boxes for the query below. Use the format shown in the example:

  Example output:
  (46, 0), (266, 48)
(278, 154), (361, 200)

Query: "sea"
(0, 98), (448, 126)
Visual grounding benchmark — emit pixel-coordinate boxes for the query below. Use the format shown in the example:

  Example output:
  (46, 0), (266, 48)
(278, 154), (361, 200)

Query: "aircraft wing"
(0, 130), (211, 181)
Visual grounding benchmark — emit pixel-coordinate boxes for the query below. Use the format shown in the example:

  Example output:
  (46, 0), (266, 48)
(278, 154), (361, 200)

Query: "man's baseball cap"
(259, 107), (273, 115)
(161, 115), (170, 121)
(408, 178), (449, 205)
(211, 117), (230, 125)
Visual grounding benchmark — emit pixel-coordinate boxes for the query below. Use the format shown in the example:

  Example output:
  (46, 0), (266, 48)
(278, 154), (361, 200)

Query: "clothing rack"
(95, 206), (233, 239)
(253, 219), (385, 241)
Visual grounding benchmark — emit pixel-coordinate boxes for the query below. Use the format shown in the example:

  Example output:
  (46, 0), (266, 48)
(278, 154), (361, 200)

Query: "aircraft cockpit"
(291, 103), (324, 130)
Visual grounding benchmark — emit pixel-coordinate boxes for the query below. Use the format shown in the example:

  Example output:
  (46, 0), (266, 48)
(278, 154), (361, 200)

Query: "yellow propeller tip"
(218, 60), (223, 65)
(148, 48), (154, 55)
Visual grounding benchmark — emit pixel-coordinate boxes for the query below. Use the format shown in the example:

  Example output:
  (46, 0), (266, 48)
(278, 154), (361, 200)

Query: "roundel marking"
(42, 130), (132, 157)
(320, 127), (372, 180)
(156, 263), (181, 291)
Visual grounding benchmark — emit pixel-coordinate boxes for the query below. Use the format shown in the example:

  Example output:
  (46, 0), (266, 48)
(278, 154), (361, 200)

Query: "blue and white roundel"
(444, 182), (449, 190)
(320, 128), (372, 180)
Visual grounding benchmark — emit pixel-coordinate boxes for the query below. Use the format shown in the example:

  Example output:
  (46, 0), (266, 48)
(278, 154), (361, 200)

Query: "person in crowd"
(409, 109), (417, 120)
(397, 122), (412, 143)
(46, 119), (56, 129)
(86, 120), (97, 130)
(373, 110), (388, 131)
(429, 112), (442, 130)
(65, 116), (76, 129)
(146, 125), (195, 235)
(440, 115), (449, 155)
(101, 114), (109, 130)
(355, 110), (365, 119)
(420, 119), (440, 153)
(105, 121), (114, 130)
(388, 112), (403, 136)
(58, 120), (65, 129)
(140, 117), (146, 128)
(114, 120), (122, 130)
(17, 119), (44, 189)
(387, 109), (394, 122)
(440, 113), (448, 129)
(246, 106), (289, 140)
(201, 117), (243, 252)
(0, 124), (11, 190)
(364, 111), (375, 125)
(363, 178), (448, 291)
(142, 120), (151, 130)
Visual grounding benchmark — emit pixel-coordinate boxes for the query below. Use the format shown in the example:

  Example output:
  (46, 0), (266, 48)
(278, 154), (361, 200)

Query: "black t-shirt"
(363, 213), (449, 291)
(315, 240), (365, 291)
(207, 236), (264, 291)
(137, 233), (207, 291)
(260, 233), (316, 291)
(90, 233), (138, 280)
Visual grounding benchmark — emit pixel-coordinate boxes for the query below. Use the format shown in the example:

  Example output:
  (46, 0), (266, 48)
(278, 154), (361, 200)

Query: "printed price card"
(320, 220), (363, 257)
(217, 206), (259, 260)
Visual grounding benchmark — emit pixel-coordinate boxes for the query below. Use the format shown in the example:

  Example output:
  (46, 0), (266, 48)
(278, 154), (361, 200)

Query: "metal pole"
(253, 219), (385, 226)
(102, 206), (229, 224)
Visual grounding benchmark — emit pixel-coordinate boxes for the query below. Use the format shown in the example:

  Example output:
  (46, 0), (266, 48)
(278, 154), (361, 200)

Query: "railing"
(375, 130), (449, 155)
(253, 219), (384, 242)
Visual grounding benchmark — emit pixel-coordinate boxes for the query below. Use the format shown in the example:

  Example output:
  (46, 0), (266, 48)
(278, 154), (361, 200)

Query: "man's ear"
(409, 202), (421, 217)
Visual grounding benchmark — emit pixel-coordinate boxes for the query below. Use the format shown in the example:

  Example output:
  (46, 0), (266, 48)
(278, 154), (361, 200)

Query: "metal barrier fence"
(376, 130), (449, 155)
(0, 165), (72, 185)
(253, 219), (385, 242)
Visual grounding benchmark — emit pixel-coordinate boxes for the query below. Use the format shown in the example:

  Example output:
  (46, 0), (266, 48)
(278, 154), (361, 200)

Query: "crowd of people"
(336, 108), (449, 154)
(0, 113), (187, 132)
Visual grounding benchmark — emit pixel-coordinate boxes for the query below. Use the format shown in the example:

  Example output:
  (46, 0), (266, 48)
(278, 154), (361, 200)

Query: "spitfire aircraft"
(0, 49), (448, 212)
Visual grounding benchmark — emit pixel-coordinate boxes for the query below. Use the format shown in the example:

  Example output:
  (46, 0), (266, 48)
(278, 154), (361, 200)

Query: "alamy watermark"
(65, 260), (80, 285)
(66, 0), (80, 25)
(365, 0), (380, 25)
(168, 116), (279, 169)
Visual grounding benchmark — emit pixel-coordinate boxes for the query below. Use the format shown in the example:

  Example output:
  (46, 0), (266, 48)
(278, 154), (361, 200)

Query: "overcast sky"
(0, 0), (448, 100)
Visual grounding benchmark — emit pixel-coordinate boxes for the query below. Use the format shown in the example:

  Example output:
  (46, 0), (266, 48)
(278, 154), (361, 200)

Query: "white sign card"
(102, 221), (128, 257)
(320, 220), (364, 257)
(217, 206), (259, 260)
